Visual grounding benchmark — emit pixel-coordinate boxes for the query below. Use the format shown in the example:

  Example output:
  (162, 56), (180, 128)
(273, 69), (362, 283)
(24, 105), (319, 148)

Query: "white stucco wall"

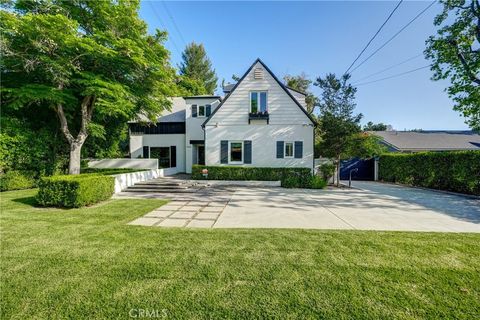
(88, 158), (158, 170)
(205, 124), (314, 169)
(130, 134), (186, 173)
(184, 97), (220, 173)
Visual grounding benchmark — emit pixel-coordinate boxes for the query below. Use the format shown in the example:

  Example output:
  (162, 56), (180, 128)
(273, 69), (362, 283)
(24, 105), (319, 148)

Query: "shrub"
(311, 176), (328, 189)
(379, 151), (480, 195)
(36, 174), (114, 208)
(319, 163), (335, 182)
(192, 165), (313, 188)
(0, 170), (36, 191)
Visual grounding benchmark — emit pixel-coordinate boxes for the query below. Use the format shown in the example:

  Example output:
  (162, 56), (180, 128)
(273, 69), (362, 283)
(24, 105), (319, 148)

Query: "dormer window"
(250, 91), (267, 113)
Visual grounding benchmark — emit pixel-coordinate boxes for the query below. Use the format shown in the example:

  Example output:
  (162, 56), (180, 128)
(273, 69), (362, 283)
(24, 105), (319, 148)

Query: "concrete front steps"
(125, 178), (203, 193)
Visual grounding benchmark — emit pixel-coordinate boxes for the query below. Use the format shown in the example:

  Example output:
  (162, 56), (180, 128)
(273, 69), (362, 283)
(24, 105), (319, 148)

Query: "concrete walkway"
(127, 181), (480, 232)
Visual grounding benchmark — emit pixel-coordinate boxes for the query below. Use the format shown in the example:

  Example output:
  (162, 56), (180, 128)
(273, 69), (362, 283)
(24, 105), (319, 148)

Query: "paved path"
(126, 182), (480, 232)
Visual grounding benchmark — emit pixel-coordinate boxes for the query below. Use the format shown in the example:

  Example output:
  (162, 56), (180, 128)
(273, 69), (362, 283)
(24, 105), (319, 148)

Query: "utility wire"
(352, 53), (423, 83)
(354, 65), (431, 86)
(161, 1), (187, 46)
(344, 0), (403, 75)
(148, 1), (182, 56)
(350, 0), (437, 74)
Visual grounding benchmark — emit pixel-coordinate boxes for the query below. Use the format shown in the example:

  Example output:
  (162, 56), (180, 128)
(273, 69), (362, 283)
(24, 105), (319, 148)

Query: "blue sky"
(139, 1), (468, 130)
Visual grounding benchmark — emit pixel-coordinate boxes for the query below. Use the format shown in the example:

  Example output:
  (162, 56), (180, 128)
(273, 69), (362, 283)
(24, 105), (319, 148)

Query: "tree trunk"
(68, 143), (82, 175)
(55, 92), (95, 175)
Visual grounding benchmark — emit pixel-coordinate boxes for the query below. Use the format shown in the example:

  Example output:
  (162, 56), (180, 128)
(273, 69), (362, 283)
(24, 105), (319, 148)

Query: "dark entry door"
(197, 146), (205, 165)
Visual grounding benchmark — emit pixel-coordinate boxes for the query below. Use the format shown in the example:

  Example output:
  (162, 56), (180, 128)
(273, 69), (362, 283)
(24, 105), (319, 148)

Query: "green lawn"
(1, 190), (479, 319)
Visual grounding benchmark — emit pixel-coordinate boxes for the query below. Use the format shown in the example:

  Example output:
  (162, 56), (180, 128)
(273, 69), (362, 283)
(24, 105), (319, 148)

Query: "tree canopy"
(363, 121), (388, 131)
(425, 0), (480, 130)
(1, 0), (176, 174)
(178, 42), (218, 94)
(284, 73), (318, 114)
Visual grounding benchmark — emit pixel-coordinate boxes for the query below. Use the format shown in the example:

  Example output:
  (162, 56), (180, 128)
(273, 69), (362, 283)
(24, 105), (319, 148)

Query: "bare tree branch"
(450, 40), (480, 85)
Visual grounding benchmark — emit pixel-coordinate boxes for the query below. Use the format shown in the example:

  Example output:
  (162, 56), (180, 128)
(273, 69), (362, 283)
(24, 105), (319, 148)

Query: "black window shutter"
(143, 146), (149, 158)
(294, 141), (303, 158)
(220, 140), (228, 164)
(206, 104), (211, 117)
(276, 141), (284, 159)
(244, 140), (252, 164)
(192, 105), (197, 117)
(170, 146), (176, 167)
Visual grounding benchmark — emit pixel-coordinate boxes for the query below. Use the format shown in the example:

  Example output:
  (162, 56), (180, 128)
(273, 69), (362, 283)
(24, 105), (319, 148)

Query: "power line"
(148, 1), (182, 56)
(350, 0), (437, 74)
(352, 53), (423, 83)
(161, 1), (187, 46)
(354, 65), (431, 86)
(344, 0), (403, 75)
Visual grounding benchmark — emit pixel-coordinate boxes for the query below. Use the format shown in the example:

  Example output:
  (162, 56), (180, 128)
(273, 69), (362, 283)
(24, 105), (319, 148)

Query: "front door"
(150, 147), (170, 168)
(197, 145), (205, 165)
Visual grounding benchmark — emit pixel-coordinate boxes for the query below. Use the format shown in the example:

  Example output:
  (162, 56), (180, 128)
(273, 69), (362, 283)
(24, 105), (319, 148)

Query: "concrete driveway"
(125, 181), (480, 232)
(213, 182), (480, 232)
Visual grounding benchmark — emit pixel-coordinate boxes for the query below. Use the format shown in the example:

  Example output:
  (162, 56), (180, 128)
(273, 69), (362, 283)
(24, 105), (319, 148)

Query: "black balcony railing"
(248, 111), (269, 124)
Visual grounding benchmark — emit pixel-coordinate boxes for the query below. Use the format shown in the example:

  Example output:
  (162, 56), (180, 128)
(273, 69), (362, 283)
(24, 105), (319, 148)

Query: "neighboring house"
(340, 130), (480, 181)
(129, 58), (316, 174)
(371, 130), (480, 152)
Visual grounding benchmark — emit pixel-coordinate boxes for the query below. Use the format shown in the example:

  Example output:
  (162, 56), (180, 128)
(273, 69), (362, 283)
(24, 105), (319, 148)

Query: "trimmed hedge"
(379, 151), (480, 195)
(192, 165), (313, 188)
(36, 174), (114, 208)
(0, 170), (36, 191)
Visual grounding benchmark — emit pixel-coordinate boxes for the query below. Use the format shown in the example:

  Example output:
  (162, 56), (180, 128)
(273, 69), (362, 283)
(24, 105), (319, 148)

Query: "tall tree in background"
(178, 42), (218, 94)
(363, 121), (388, 131)
(425, 0), (480, 130)
(284, 73), (318, 114)
(1, 0), (175, 174)
(315, 74), (362, 186)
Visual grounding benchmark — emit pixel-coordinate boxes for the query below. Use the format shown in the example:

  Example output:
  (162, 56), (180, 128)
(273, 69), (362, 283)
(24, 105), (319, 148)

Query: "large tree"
(1, 0), (175, 174)
(178, 42), (218, 94)
(315, 74), (362, 186)
(284, 73), (318, 114)
(425, 0), (480, 130)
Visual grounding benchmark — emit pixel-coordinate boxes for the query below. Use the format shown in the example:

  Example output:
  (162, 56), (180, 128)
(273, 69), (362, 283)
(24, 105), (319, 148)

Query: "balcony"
(248, 111), (269, 124)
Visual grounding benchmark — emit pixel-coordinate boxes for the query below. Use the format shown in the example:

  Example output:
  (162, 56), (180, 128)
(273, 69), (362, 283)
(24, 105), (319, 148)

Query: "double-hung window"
(250, 91), (267, 113)
(285, 142), (294, 158)
(229, 141), (243, 164)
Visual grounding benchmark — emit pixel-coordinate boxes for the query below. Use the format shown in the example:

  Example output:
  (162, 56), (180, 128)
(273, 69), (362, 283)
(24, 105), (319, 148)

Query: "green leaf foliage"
(425, 0), (480, 130)
(191, 165), (313, 188)
(36, 174), (114, 207)
(284, 73), (318, 114)
(0, 170), (36, 191)
(1, 0), (177, 172)
(379, 151), (480, 195)
(178, 42), (218, 94)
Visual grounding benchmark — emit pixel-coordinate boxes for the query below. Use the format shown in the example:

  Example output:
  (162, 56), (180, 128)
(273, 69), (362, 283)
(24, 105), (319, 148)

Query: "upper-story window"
(192, 104), (211, 118)
(250, 91), (267, 113)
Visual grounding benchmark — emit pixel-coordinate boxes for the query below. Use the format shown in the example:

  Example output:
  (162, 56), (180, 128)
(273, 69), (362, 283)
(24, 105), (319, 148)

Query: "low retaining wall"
(112, 169), (166, 193)
(195, 180), (281, 187)
(88, 158), (158, 170)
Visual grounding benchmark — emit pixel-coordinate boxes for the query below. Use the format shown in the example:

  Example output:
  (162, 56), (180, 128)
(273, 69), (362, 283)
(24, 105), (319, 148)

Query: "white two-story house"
(129, 59), (316, 174)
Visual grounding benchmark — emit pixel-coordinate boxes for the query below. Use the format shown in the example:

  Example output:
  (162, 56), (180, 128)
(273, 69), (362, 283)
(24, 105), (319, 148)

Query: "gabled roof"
(371, 130), (480, 151)
(202, 58), (316, 127)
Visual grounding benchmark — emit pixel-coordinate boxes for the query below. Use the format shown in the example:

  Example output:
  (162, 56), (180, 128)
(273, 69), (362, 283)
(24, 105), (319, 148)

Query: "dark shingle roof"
(371, 130), (480, 151)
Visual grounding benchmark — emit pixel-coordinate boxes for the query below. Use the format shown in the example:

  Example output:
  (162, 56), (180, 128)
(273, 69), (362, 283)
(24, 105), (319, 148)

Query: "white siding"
(288, 88), (307, 109)
(205, 124), (314, 169)
(185, 97), (220, 173)
(207, 62), (311, 126)
(204, 61), (314, 171)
